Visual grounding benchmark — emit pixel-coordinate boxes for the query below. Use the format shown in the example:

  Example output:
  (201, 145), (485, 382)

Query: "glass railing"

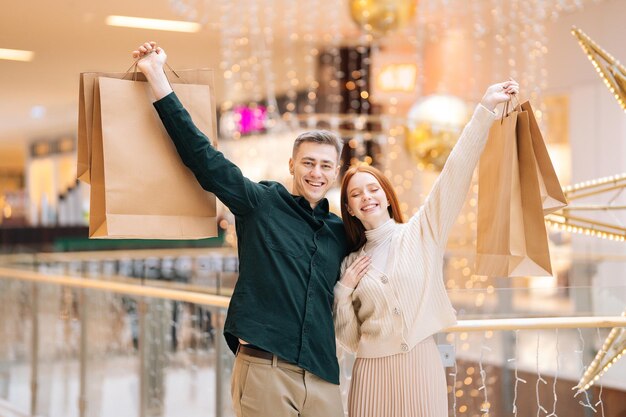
(1, 250), (625, 417)
(0, 271), (233, 417)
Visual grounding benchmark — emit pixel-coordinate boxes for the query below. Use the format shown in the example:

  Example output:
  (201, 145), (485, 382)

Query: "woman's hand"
(340, 256), (371, 289)
(480, 78), (520, 111)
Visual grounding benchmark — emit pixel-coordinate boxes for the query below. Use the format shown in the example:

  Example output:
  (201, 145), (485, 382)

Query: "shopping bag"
(519, 100), (567, 214)
(78, 72), (117, 183)
(77, 69), (214, 183)
(476, 102), (558, 277)
(77, 73), (90, 182)
(89, 71), (218, 239)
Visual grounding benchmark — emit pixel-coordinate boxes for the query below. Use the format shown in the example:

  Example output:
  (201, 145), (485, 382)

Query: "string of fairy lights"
(169, 0), (611, 140)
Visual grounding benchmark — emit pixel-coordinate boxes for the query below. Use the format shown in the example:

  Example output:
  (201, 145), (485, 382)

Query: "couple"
(133, 42), (518, 417)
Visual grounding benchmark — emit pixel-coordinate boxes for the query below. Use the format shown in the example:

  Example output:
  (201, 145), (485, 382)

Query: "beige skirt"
(348, 336), (447, 417)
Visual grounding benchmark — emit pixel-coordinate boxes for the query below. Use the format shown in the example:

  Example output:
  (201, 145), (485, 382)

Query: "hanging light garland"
(217, 0), (237, 139)
(302, 0), (320, 123)
(168, 0), (610, 137)
(282, 0), (299, 125)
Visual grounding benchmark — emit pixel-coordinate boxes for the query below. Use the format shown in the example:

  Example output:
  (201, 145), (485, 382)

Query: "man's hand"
(132, 41), (167, 75)
(131, 41), (172, 100)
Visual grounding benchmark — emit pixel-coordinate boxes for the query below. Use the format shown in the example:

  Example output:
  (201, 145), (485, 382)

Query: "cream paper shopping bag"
(89, 73), (218, 239)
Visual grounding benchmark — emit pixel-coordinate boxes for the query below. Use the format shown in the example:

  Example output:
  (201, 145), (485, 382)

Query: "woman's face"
(345, 172), (391, 230)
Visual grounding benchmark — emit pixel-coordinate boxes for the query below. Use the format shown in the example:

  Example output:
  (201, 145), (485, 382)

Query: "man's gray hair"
(292, 130), (343, 160)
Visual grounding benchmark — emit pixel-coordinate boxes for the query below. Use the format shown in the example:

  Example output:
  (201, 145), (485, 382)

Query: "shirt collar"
(315, 198), (330, 213)
(293, 195), (330, 215)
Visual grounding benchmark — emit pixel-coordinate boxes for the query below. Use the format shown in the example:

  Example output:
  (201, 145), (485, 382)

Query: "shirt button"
(393, 307), (401, 315)
(380, 276), (388, 284)
(401, 343), (409, 352)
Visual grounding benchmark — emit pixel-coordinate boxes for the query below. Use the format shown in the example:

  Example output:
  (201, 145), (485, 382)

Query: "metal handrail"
(1, 267), (625, 331)
(0, 247), (237, 263)
(0, 267), (231, 308)
(3, 246), (626, 263)
(0, 399), (43, 417)
(445, 316), (626, 332)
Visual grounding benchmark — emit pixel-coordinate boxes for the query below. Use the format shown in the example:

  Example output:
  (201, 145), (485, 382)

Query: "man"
(133, 41), (348, 417)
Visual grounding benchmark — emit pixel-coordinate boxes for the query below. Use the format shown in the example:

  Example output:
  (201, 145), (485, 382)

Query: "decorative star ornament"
(545, 174), (626, 242)
(571, 26), (626, 112)
(575, 309), (626, 392)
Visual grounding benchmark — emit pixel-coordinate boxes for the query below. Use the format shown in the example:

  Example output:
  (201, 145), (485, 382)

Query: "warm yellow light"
(0, 48), (34, 62)
(376, 63), (417, 93)
(105, 16), (201, 33)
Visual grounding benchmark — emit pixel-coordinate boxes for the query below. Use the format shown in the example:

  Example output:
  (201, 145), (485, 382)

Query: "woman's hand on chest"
(340, 255), (371, 289)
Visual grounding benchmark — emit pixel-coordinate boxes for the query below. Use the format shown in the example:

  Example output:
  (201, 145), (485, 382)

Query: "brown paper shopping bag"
(77, 74), (90, 182)
(89, 72), (218, 239)
(78, 71), (135, 183)
(476, 103), (556, 277)
(520, 100), (567, 214)
(78, 69), (213, 183)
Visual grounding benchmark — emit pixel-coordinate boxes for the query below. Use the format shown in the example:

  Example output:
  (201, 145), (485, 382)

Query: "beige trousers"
(231, 349), (344, 417)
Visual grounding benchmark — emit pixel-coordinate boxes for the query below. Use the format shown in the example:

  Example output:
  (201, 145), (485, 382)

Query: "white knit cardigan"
(333, 104), (497, 358)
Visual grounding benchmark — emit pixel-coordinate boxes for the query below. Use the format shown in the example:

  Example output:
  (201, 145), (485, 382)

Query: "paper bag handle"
(499, 94), (521, 123)
(122, 55), (182, 83)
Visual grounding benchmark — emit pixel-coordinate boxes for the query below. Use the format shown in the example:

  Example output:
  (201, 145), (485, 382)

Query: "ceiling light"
(0, 48), (34, 62)
(105, 15), (201, 33)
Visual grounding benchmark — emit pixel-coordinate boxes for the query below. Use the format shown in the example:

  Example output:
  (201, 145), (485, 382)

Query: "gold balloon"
(404, 94), (469, 171)
(404, 124), (460, 171)
(349, 0), (418, 36)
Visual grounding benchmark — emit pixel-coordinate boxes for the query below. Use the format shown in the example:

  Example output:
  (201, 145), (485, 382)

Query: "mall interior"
(1, 0), (625, 416)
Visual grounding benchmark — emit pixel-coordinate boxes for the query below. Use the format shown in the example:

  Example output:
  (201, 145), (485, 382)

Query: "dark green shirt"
(154, 93), (348, 384)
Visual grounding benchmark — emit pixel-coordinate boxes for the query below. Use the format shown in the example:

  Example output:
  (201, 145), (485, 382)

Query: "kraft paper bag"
(77, 74), (90, 182)
(89, 73), (218, 239)
(476, 103), (557, 277)
(78, 71), (134, 183)
(78, 69), (215, 184)
(519, 100), (568, 214)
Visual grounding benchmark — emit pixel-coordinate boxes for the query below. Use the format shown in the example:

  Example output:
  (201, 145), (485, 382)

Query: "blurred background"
(0, 0), (625, 416)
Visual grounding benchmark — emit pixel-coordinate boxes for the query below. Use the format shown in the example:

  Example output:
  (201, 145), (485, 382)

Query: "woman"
(334, 80), (519, 417)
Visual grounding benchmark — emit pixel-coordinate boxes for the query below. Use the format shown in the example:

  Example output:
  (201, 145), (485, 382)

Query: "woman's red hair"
(340, 165), (404, 252)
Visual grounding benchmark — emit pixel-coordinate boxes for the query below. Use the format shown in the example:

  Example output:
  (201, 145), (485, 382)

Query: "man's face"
(289, 142), (340, 208)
